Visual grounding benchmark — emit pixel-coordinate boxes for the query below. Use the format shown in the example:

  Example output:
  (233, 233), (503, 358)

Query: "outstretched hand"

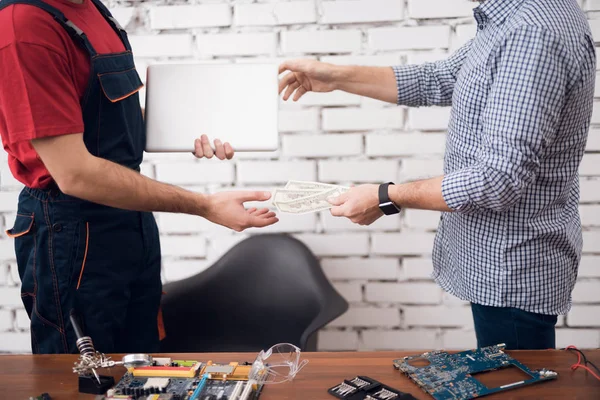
(278, 59), (340, 102)
(205, 191), (278, 232)
(328, 184), (383, 226)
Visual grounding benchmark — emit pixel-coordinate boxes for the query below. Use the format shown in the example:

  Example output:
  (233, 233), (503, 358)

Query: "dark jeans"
(471, 303), (558, 350)
(10, 187), (162, 354)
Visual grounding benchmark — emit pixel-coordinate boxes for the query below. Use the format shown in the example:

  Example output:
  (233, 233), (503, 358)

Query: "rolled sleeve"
(442, 167), (477, 212)
(392, 65), (422, 106)
(392, 40), (472, 107)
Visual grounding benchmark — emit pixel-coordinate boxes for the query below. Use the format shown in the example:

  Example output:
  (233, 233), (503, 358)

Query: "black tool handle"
(70, 310), (84, 339)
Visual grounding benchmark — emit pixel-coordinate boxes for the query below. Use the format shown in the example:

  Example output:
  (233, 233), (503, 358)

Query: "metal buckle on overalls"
(108, 16), (124, 31)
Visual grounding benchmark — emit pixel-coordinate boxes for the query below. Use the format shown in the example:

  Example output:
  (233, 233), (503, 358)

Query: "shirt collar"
(476, 0), (526, 26)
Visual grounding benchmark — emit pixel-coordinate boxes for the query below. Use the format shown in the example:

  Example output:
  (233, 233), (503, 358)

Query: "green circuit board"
(393, 344), (557, 400)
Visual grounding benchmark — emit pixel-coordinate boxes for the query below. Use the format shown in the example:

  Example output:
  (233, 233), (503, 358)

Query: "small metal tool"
(121, 353), (153, 368)
(70, 310), (101, 385)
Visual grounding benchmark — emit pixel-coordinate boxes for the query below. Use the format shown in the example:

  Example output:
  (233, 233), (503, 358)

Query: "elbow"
(484, 178), (529, 213)
(443, 165), (534, 214)
(53, 170), (84, 197)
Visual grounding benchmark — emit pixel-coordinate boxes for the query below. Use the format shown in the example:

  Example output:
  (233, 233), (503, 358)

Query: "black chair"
(159, 234), (348, 352)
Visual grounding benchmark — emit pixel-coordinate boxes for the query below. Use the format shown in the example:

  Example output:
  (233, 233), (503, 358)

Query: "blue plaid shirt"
(393, 0), (596, 315)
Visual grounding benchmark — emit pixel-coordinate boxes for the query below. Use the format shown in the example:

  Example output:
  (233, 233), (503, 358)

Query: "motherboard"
(101, 359), (263, 400)
(392, 344), (557, 400)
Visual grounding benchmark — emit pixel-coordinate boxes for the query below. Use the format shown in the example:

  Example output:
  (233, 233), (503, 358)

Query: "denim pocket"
(8, 212), (36, 294)
(6, 212), (34, 238)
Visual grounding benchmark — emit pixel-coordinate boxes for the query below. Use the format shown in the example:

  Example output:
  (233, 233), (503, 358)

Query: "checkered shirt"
(393, 0), (596, 315)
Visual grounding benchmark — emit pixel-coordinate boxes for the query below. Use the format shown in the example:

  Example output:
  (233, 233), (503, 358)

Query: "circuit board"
(392, 344), (557, 400)
(101, 360), (263, 400)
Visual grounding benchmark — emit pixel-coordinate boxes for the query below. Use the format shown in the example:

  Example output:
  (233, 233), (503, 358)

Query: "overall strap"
(0, 0), (97, 56)
(89, 0), (132, 51)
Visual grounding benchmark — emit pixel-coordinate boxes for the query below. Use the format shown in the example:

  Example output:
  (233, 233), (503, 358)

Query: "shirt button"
(53, 223), (62, 232)
(479, 24), (484, 30)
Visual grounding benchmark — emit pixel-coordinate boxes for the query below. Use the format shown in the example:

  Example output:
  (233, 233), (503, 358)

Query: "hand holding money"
(328, 184), (384, 225)
(272, 181), (350, 214)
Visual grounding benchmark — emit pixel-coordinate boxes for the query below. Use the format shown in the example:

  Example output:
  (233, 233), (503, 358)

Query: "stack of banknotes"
(272, 181), (350, 214)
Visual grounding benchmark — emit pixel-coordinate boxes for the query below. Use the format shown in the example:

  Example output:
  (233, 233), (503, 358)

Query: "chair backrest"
(159, 234), (348, 353)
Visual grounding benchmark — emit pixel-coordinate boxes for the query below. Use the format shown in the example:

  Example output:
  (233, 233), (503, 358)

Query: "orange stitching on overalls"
(31, 328), (39, 353)
(100, 83), (143, 103)
(92, 50), (132, 60)
(97, 67), (137, 77)
(24, 188), (80, 203)
(5, 215), (34, 238)
(97, 91), (102, 155)
(97, 68), (143, 103)
(76, 222), (89, 290)
(42, 201), (68, 351)
(30, 235), (61, 332)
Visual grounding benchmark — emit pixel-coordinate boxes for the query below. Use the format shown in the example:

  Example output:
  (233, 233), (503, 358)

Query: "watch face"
(379, 202), (400, 215)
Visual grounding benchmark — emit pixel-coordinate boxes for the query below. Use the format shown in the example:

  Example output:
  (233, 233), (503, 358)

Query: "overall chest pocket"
(98, 68), (144, 103)
(94, 64), (145, 162)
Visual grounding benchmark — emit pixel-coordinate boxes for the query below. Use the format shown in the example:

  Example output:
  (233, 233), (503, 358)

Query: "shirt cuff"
(392, 65), (423, 107)
(442, 167), (477, 213)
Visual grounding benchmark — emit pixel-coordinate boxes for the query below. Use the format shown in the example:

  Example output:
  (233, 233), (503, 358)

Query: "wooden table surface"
(1, 350), (599, 399)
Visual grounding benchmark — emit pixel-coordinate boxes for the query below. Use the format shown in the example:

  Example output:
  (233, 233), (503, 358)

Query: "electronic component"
(28, 394), (51, 400)
(328, 376), (417, 400)
(200, 362), (251, 381)
(171, 360), (199, 368)
(103, 359), (264, 400)
(189, 374), (209, 400)
(132, 363), (203, 378)
(144, 378), (171, 391)
(393, 343), (558, 400)
(98, 343), (306, 400)
(204, 365), (235, 375)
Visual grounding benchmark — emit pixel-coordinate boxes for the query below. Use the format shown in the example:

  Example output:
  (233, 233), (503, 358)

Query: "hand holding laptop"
(193, 134), (234, 160)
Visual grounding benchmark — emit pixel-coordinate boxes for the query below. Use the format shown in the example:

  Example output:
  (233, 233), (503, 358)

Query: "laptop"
(144, 63), (279, 152)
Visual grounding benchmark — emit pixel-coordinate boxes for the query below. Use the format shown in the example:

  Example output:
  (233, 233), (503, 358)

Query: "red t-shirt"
(0, 0), (126, 189)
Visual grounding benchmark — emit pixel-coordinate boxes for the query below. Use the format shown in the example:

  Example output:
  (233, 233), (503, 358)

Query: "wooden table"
(1, 350), (598, 399)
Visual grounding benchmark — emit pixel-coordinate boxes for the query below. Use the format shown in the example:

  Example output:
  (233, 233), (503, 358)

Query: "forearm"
(334, 65), (398, 104)
(389, 176), (452, 212)
(62, 154), (206, 215)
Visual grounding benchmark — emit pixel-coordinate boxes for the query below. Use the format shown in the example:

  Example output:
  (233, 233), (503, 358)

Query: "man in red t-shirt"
(0, 0), (278, 354)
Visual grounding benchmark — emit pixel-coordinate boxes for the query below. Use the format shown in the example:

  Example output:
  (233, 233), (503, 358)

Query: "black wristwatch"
(378, 182), (401, 215)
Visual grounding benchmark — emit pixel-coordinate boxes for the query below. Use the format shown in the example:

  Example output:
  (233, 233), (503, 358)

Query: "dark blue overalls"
(1, 0), (162, 354)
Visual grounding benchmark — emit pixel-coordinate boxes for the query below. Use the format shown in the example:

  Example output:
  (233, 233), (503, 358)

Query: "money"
(273, 181), (350, 214)
(285, 180), (341, 191)
(273, 188), (322, 203)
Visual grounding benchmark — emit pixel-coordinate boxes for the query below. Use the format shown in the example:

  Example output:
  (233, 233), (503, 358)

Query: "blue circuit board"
(392, 344), (557, 400)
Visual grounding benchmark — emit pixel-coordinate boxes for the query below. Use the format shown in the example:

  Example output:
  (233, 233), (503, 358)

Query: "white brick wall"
(234, 2), (317, 26)
(320, 0), (404, 24)
(0, 0), (598, 354)
(369, 26), (451, 51)
(149, 5), (232, 30)
(281, 30), (363, 54)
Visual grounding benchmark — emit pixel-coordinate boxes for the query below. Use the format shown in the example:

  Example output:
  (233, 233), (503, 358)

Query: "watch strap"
(378, 182), (400, 215)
